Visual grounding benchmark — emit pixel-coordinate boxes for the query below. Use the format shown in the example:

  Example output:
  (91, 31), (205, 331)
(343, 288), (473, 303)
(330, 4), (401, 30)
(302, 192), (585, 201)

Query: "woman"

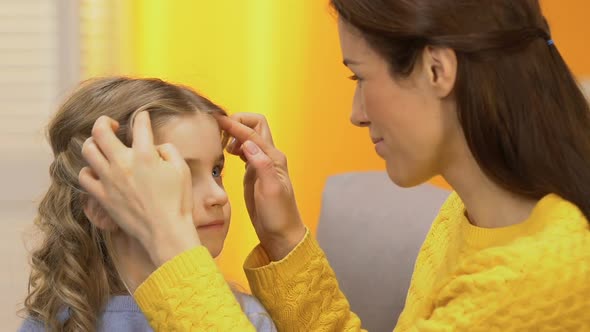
(20, 77), (276, 331)
(79, 0), (590, 331)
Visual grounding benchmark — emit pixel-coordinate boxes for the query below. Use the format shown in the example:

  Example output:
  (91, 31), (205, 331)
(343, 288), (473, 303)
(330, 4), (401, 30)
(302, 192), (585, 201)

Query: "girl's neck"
(110, 232), (157, 294)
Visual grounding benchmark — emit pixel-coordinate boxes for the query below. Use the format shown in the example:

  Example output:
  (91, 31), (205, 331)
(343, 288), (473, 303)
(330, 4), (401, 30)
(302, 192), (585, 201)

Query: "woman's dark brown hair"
(331, 0), (590, 221)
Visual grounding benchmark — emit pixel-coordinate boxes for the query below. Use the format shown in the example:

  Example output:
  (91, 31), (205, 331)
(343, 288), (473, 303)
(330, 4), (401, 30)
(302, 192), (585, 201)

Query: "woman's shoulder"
(438, 193), (590, 298)
(462, 194), (589, 265)
(439, 231), (590, 329)
(419, 191), (464, 242)
(453, 196), (589, 291)
(433, 191), (464, 223)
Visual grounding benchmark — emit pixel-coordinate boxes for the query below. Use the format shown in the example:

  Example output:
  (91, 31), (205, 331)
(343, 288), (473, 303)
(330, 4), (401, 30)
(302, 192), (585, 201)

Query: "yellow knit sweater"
(134, 193), (590, 331)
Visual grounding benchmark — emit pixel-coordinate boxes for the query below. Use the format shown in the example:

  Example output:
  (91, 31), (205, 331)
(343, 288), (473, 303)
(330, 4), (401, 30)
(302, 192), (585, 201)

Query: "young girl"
(19, 77), (276, 331)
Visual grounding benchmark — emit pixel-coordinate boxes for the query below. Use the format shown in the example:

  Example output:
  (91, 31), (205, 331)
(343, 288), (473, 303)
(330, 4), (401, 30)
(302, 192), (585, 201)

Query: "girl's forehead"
(154, 113), (223, 161)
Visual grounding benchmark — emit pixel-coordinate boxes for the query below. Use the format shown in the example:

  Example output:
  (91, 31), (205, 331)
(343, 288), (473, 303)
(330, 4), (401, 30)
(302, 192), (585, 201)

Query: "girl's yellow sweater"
(134, 193), (590, 331)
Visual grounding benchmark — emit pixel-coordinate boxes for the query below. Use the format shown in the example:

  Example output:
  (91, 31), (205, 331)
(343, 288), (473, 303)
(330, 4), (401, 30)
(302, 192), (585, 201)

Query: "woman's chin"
(385, 164), (427, 188)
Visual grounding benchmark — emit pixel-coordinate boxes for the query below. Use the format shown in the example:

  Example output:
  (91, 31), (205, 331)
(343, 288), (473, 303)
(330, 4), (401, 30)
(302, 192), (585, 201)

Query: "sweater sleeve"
(244, 229), (366, 332)
(134, 246), (256, 331)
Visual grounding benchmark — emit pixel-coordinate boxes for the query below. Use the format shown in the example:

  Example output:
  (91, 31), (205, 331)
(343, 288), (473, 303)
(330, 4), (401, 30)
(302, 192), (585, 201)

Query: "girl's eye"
(212, 165), (223, 178)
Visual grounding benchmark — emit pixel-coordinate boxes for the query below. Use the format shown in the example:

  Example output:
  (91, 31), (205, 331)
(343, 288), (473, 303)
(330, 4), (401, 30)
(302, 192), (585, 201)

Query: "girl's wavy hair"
(23, 77), (228, 331)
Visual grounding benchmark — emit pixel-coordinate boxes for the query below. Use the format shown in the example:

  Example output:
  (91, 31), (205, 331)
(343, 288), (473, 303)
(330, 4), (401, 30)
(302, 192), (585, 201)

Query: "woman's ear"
(422, 46), (457, 98)
(83, 197), (118, 231)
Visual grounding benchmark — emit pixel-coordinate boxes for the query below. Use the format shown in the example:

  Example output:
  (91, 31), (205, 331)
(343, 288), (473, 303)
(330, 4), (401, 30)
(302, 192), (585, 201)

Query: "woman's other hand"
(79, 112), (201, 266)
(216, 113), (306, 261)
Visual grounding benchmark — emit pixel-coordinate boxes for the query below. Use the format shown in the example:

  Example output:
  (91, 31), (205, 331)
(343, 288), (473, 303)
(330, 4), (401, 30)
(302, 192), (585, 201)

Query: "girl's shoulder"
(18, 317), (45, 332)
(234, 291), (277, 332)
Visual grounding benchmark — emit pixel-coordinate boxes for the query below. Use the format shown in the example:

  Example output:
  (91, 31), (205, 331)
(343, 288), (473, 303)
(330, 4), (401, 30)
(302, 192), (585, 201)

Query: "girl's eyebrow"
(184, 154), (225, 165)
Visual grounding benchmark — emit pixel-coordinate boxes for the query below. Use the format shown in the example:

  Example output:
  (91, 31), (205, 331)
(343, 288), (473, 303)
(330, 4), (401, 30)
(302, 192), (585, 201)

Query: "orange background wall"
(83, 0), (590, 288)
(542, 1), (590, 76)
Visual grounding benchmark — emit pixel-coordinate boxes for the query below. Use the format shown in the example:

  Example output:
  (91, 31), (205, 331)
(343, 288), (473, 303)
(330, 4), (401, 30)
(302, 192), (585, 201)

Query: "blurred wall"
(1, 1), (80, 330)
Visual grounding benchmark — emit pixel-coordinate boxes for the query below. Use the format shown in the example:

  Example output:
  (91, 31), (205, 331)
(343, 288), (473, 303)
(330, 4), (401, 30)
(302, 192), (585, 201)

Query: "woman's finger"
(226, 138), (242, 155)
(132, 111), (158, 159)
(81, 137), (109, 177)
(157, 143), (192, 215)
(236, 145), (249, 163)
(214, 115), (274, 153)
(228, 113), (274, 146)
(78, 166), (106, 203)
(226, 138), (237, 154)
(91, 116), (127, 163)
(241, 140), (282, 193)
(224, 140), (249, 163)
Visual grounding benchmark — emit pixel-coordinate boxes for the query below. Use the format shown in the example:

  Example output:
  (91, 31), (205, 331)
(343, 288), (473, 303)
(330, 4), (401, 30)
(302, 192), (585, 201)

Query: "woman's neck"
(442, 144), (538, 228)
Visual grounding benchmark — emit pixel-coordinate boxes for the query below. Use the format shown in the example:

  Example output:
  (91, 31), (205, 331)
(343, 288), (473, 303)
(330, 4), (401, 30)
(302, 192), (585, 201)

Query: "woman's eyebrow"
(343, 58), (361, 67)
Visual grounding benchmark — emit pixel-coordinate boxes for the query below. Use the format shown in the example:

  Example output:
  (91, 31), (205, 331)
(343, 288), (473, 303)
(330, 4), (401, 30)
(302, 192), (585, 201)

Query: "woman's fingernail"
(243, 141), (260, 155)
(228, 138), (236, 150)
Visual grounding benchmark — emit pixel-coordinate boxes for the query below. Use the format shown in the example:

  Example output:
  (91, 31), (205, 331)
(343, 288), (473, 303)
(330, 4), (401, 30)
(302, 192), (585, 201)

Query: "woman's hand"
(216, 113), (306, 261)
(79, 112), (201, 266)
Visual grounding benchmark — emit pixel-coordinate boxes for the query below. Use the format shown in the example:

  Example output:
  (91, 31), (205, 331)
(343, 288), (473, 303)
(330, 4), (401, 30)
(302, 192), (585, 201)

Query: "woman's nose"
(350, 86), (369, 127)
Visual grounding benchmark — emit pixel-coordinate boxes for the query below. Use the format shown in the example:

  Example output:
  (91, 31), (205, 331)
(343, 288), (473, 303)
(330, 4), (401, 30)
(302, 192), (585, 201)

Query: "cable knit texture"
(394, 193), (590, 331)
(244, 230), (363, 331)
(134, 193), (590, 331)
(134, 246), (256, 331)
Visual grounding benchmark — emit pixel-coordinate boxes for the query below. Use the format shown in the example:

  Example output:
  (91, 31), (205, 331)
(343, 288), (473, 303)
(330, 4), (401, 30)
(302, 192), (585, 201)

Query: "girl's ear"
(83, 197), (118, 231)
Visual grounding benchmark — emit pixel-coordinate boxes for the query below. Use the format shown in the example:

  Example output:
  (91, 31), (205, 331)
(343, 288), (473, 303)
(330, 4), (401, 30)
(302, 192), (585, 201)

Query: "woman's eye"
(212, 165), (223, 178)
(348, 74), (360, 81)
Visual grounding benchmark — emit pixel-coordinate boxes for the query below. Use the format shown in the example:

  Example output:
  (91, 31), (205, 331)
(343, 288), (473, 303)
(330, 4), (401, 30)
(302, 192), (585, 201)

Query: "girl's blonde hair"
(24, 77), (228, 331)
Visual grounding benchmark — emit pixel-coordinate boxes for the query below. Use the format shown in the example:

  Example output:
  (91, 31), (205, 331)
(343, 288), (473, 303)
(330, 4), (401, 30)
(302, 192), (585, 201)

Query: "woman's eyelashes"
(348, 74), (360, 81)
(348, 74), (364, 86)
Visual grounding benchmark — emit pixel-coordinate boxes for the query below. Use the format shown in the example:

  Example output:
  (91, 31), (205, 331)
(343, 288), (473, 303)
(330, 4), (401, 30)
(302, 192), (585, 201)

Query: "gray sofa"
(317, 171), (450, 332)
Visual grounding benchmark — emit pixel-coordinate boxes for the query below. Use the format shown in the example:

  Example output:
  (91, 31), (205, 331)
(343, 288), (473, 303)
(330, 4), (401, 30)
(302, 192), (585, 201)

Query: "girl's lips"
(197, 220), (225, 229)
